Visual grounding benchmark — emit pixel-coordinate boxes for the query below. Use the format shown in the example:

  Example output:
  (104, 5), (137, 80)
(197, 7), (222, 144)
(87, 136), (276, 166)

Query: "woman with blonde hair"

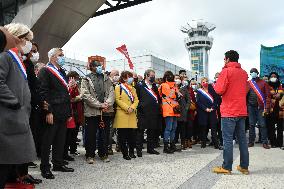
(0, 23), (40, 187)
(113, 71), (139, 160)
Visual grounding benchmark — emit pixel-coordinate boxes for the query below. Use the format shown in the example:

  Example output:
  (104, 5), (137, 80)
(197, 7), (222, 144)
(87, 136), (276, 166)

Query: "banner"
(260, 44), (284, 82)
(116, 44), (134, 70)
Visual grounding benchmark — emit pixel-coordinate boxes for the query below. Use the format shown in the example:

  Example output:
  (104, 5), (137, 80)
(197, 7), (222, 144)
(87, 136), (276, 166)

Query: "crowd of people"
(0, 23), (284, 187)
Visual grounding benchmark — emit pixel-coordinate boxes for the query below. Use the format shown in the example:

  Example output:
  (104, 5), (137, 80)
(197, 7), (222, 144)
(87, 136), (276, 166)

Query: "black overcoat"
(136, 81), (162, 130)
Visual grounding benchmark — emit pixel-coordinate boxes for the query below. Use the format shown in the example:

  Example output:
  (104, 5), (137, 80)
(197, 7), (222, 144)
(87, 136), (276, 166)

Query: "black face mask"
(134, 78), (138, 83)
(149, 76), (155, 83)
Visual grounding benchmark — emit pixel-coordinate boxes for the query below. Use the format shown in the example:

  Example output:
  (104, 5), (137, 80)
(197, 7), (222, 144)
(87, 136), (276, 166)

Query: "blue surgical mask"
(127, 77), (134, 85)
(250, 72), (258, 79)
(96, 66), (103, 74)
(57, 56), (65, 66)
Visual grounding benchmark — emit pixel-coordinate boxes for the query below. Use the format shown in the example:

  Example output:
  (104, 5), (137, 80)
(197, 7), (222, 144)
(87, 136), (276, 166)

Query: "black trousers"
(193, 117), (200, 141)
(85, 116), (111, 158)
(117, 128), (136, 156)
(0, 164), (13, 188)
(216, 109), (223, 145)
(0, 164), (29, 188)
(200, 123), (218, 146)
(267, 115), (283, 147)
(40, 119), (67, 171)
(179, 121), (191, 141)
(30, 108), (44, 157)
(137, 128), (157, 151)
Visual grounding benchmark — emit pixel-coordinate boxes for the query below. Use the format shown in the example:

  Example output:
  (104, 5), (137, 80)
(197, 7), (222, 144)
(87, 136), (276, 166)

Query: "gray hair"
(144, 69), (155, 78)
(48, 48), (62, 61)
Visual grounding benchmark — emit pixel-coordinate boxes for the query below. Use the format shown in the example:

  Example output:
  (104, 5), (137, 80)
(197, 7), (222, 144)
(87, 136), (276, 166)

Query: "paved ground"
(29, 137), (284, 189)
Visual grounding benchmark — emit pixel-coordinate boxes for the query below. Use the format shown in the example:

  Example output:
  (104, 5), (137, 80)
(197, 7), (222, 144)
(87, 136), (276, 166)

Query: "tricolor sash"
(144, 86), (158, 103)
(7, 48), (27, 80)
(197, 88), (214, 104)
(46, 63), (68, 89)
(249, 80), (266, 109)
(120, 83), (134, 103)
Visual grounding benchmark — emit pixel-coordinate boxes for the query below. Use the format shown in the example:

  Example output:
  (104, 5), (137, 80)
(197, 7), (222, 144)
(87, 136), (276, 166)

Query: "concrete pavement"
(30, 140), (284, 189)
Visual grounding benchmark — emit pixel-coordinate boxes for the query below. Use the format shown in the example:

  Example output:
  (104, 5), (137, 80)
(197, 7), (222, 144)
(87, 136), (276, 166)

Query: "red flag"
(116, 44), (134, 70)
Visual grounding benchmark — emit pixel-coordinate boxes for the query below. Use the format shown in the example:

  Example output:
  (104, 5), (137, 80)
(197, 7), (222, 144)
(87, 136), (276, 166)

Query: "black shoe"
(64, 155), (75, 161)
(22, 174), (42, 184)
(27, 162), (38, 168)
(41, 170), (55, 179)
(147, 149), (160, 155)
(137, 150), (142, 157)
(129, 153), (136, 158)
(70, 151), (80, 156)
(63, 160), (69, 165)
(52, 165), (74, 172)
(201, 142), (206, 148)
(108, 148), (114, 155)
(163, 143), (174, 154)
(170, 143), (181, 152)
(123, 155), (131, 160)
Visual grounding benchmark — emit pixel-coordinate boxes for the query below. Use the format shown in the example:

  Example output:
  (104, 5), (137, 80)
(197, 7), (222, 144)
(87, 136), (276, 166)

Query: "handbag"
(66, 117), (76, 129)
(173, 104), (181, 114)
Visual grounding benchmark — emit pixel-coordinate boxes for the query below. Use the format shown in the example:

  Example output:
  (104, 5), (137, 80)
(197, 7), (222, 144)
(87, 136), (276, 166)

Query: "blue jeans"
(164, 116), (177, 143)
(222, 117), (249, 171)
(248, 105), (268, 144)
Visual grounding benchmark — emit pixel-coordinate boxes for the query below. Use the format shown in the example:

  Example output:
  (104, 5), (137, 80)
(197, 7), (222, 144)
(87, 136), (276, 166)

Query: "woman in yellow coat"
(113, 71), (139, 160)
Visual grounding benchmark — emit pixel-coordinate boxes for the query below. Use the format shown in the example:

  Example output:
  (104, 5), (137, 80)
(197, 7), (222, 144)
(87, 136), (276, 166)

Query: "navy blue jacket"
(196, 87), (218, 125)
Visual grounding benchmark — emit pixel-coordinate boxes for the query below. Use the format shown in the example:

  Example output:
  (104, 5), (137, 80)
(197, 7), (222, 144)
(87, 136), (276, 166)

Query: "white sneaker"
(86, 157), (94, 164)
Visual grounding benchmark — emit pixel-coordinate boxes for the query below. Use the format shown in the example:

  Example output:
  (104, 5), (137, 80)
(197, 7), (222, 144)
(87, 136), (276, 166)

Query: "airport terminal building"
(65, 54), (192, 79)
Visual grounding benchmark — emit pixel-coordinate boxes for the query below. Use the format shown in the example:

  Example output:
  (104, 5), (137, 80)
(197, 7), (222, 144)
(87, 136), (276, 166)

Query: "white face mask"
(21, 41), (32, 54)
(175, 79), (181, 85)
(191, 84), (197, 90)
(270, 77), (277, 83)
(30, 52), (39, 63)
(22, 55), (27, 61)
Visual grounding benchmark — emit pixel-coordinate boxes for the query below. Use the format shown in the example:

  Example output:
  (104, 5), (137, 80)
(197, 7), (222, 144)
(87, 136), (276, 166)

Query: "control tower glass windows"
(191, 50), (204, 74)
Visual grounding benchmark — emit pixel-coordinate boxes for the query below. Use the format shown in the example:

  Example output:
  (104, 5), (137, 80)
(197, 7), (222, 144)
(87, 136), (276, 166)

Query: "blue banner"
(260, 44), (284, 82)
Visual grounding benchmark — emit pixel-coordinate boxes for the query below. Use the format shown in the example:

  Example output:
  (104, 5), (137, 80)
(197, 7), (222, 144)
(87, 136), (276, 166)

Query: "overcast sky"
(63, 0), (284, 79)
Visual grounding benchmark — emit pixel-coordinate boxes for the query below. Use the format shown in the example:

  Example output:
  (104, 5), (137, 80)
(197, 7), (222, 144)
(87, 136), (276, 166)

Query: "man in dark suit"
(38, 48), (74, 179)
(136, 69), (161, 157)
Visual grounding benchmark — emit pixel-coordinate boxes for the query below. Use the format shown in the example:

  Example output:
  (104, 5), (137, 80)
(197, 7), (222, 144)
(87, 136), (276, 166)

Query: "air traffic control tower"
(181, 22), (215, 78)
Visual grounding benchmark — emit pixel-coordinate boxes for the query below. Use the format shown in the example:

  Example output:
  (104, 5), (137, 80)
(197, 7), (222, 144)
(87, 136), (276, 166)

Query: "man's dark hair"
(250, 68), (259, 74)
(225, 50), (239, 62)
(163, 71), (174, 82)
(179, 70), (186, 75)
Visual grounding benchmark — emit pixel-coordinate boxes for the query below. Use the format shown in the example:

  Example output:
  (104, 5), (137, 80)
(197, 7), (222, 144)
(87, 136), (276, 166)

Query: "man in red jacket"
(212, 50), (249, 175)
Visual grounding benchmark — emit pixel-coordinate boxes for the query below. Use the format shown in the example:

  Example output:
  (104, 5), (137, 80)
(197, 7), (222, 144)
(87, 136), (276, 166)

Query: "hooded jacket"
(214, 62), (248, 117)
